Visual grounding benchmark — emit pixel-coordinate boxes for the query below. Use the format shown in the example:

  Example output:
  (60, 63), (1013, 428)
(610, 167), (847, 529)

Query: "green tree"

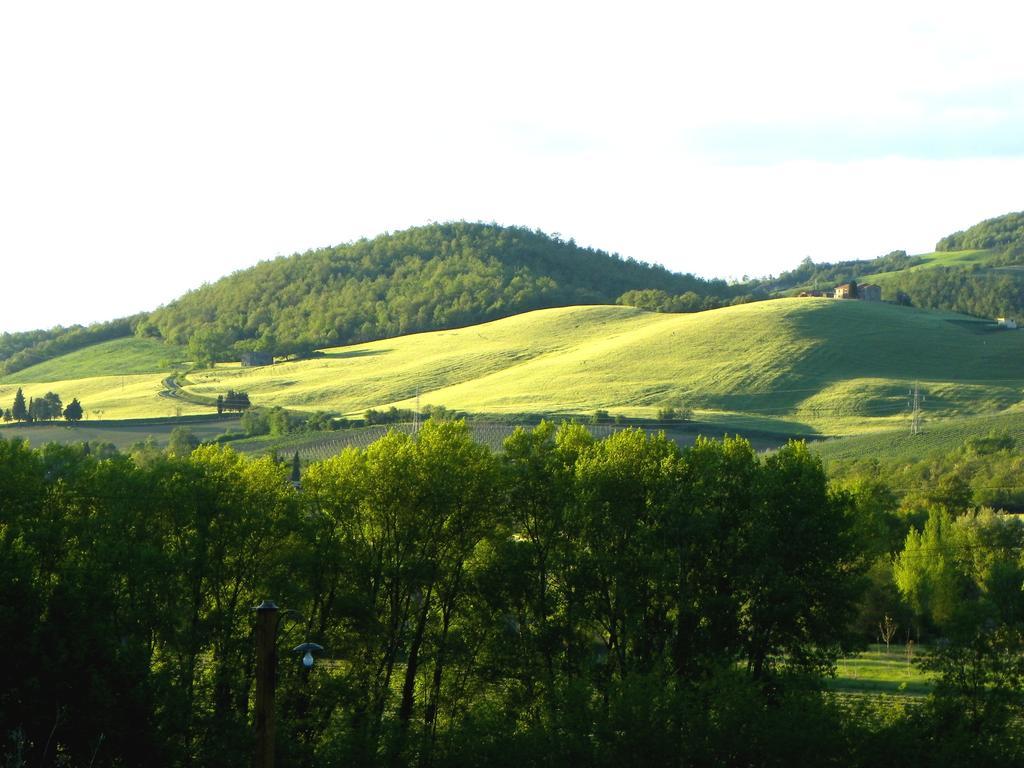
(894, 509), (963, 631)
(167, 426), (199, 457)
(63, 397), (83, 422)
(268, 406), (290, 437)
(188, 326), (232, 367)
(11, 387), (27, 421)
(43, 396), (63, 421)
(240, 408), (269, 436)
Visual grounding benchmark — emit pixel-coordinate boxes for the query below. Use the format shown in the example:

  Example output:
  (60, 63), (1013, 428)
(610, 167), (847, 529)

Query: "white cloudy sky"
(2, 0), (1023, 332)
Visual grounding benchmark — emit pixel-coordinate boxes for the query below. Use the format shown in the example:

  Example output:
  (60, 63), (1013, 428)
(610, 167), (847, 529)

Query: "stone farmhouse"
(833, 283), (881, 301)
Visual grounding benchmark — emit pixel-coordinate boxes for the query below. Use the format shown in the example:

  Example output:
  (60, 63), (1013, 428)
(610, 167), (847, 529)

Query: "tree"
(879, 615), (897, 651)
(240, 409), (269, 436)
(11, 387), (27, 422)
(41, 393), (62, 423)
(268, 407), (290, 437)
(222, 390), (251, 413)
(167, 427), (199, 457)
(63, 398), (83, 422)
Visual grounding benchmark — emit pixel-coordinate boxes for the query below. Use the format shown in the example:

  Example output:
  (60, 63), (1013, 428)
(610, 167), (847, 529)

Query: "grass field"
(5, 299), (1024, 442)
(0, 337), (201, 421)
(0, 372), (210, 421)
(0, 337), (186, 384)
(812, 410), (1024, 463)
(178, 299), (1024, 435)
(829, 644), (934, 698)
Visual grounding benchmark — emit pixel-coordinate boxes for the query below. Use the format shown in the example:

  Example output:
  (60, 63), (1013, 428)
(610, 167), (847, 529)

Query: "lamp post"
(253, 600), (279, 768)
(252, 599), (324, 768)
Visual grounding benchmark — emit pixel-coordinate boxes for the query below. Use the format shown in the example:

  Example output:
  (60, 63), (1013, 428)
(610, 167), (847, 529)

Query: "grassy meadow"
(0, 337), (200, 421)
(0, 337), (186, 383)
(179, 299), (1024, 434)
(830, 645), (934, 698)
(813, 410), (1024, 462)
(4, 299), (1024, 450)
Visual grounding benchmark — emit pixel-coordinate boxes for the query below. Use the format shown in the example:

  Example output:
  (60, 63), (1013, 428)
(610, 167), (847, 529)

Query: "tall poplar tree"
(11, 387), (27, 421)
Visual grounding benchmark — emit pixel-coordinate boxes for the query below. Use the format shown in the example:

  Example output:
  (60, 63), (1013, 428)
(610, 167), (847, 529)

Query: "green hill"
(936, 211), (1024, 252)
(169, 298), (1024, 435)
(142, 221), (741, 362)
(6, 298), (1024, 440)
(0, 337), (185, 384)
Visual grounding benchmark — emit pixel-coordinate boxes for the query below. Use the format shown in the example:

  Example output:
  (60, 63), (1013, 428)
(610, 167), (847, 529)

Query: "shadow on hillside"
(943, 318), (1000, 335)
(319, 348), (391, 359)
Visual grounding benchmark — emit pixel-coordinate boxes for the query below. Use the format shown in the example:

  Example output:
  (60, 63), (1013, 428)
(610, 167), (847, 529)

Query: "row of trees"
(615, 288), (759, 313)
(216, 389), (252, 414)
(2, 387), (82, 423)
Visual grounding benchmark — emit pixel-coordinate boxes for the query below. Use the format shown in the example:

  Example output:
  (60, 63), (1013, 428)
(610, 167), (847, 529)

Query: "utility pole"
(254, 600), (279, 768)
(413, 387), (421, 434)
(909, 382), (924, 435)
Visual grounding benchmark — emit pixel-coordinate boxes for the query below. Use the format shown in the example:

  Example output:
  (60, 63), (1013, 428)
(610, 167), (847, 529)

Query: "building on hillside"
(798, 290), (829, 297)
(997, 317), (1018, 329)
(859, 284), (881, 301)
(833, 282), (881, 301)
(240, 351), (274, 367)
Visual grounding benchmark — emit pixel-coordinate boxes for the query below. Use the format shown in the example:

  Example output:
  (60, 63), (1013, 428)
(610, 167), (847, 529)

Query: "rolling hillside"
(5, 295), (1024, 440)
(166, 298), (1024, 435)
(0, 338), (201, 421)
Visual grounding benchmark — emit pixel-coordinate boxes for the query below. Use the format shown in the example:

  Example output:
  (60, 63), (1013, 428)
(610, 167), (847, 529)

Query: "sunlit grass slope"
(0, 337), (185, 384)
(0, 337), (196, 420)
(0, 372), (208, 421)
(179, 299), (1024, 434)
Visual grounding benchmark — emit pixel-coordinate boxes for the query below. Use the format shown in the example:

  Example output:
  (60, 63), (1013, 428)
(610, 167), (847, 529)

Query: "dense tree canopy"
(878, 267), (1024, 321)
(936, 211), (1024, 252)
(6, 422), (1024, 765)
(1, 425), (871, 767)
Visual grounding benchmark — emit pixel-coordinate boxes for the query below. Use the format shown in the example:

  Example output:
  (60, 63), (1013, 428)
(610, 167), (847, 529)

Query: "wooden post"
(254, 599), (279, 768)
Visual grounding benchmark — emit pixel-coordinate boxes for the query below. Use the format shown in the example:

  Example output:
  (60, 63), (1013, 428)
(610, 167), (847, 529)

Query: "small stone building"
(240, 351), (274, 367)
(859, 284), (881, 302)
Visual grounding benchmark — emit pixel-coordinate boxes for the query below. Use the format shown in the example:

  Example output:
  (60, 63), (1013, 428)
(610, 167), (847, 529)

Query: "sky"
(2, 0), (1023, 332)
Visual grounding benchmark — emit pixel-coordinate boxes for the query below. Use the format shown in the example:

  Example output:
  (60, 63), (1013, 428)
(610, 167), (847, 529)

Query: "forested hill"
(936, 211), (1024, 253)
(141, 222), (739, 362)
